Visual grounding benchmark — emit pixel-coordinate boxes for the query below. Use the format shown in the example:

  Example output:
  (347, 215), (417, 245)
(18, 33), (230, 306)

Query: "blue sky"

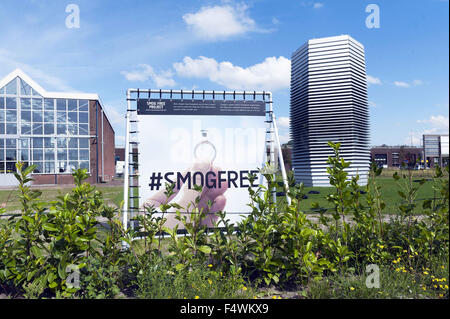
(0, 0), (448, 147)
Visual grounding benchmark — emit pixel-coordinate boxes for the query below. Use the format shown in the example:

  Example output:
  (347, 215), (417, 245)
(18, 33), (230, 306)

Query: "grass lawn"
(273, 168), (443, 216)
(296, 176), (439, 215)
(0, 185), (124, 213)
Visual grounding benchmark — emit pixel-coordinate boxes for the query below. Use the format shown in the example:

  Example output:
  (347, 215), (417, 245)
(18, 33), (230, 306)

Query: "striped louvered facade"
(290, 35), (370, 186)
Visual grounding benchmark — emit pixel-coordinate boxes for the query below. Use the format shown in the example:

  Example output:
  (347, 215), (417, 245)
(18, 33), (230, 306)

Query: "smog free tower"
(290, 35), (370, 186)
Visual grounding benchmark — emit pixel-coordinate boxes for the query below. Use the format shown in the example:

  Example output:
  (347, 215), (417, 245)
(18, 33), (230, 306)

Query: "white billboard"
(137, 99), (266, 230)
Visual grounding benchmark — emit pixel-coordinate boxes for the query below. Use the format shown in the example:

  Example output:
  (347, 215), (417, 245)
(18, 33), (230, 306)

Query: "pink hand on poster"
(142, 160), (228, 229)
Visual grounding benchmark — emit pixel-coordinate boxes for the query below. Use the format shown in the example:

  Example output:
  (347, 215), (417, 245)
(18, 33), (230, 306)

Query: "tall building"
(423, 134), (449, 168)
(290, 35), (370, 186)
(0, 69), (115, 186)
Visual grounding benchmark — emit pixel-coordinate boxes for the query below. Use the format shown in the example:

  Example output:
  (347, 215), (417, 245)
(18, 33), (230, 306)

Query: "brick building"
(0, 69), (115, 186)
(370, 146), (422, 168)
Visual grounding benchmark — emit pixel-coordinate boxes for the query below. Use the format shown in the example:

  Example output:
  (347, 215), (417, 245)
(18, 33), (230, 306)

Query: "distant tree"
(281, 146), (292, 171)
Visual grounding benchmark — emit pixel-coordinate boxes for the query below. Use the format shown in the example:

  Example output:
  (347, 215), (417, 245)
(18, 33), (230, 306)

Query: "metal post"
(123, 90), (132, 236)
(268, 93), (275, 167)
(268, 93), (276, 203)
(272, 113), (291, 205)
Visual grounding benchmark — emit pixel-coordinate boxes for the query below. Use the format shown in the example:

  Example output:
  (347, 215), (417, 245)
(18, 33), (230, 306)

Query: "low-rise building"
(0, 69), (115, 186)
(370, 145), (422, 168)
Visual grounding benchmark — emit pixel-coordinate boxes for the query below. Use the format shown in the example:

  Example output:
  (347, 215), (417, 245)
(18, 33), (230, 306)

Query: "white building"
(423, 134), (449, 168)
(0, 69), (115, 187)
(290, 35), (370, 186)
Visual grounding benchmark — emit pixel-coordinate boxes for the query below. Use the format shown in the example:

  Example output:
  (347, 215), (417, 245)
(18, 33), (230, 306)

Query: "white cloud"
(0, 49), (75, 92)
(121, 65), (151, 82)
(183, 4), (256, 40)
(152, 71), (176, 87)
(394, 81), (410, 88)
(301, 1), (324, 9)
(115, 135), (125, 147)
(369, 101), (377, 108)
(406, 128), (449, 147)
(121, 64), (175, 87)
(408, 115), (450, 146)
(23, 67), (76, 92)
(173, 56), (291, 91)
(279, 133), (290, 144)
(101, 100), (127, 148)
(174, 56), (218, 78)
(417, 115), (449, 131)
(276, 117), (290, 144)
(394, 80), (423, 88)
(367, 75), (382, 85)
(404, 132), (422, 146)
(313, 2), (324, 9)
(277, 116), (290, 128)
(103, 104), (125, 126)
(435, 101), (449, 110)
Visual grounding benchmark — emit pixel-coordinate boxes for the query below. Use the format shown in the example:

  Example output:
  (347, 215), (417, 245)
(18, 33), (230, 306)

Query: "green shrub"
(0, 143), (448, 299)
(225, 168), (335, 287)
(0, 163), (133, 298)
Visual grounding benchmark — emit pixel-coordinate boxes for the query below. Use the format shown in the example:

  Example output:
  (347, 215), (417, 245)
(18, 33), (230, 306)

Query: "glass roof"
(0, 76), (42, 97)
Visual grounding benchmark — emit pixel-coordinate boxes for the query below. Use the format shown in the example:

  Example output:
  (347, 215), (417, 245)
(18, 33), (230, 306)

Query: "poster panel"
(137, 98), (266, 229)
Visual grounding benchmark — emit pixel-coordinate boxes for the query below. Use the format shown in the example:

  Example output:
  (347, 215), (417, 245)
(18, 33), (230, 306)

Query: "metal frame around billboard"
(122, 89), (290, 241)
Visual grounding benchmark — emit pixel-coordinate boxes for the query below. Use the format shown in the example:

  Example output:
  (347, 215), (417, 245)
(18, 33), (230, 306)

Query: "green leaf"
(198, 245), (211, 254)
(47, 272), (56, 283)
(58, 263), (67, 280)
(313, 275), (323, 282)
(49, 281), (58, 289)
(272, 274), (280, 283)
(78, 263), (87, 270)
(397, 190), (406, 198)
(26, 270), (37, 281)
(43, 223), (58, 232)
(175, 263), (184, 271)
(23, 165), (37, 176)
(30, 246), (43, 258)
(22, 215), (34, 224)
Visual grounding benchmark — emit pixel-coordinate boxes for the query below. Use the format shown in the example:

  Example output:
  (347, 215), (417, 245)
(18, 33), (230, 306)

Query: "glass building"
(0, 69), (115, 186)
(423, 134), (449, 168)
